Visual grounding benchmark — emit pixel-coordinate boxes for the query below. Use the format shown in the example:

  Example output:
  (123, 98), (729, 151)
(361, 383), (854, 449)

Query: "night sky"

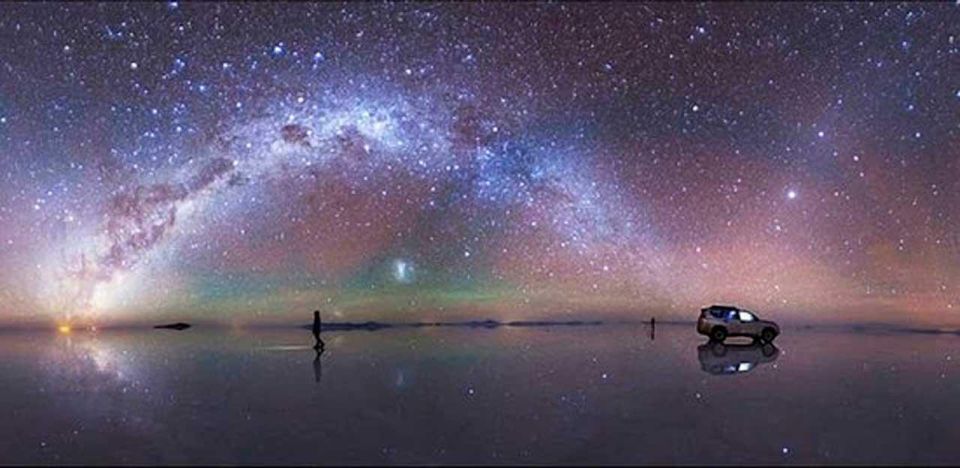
(0, 2), (957, 327)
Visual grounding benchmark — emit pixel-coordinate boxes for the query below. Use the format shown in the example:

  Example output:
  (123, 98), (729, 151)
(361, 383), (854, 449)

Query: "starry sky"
(0, 2), (958, 328)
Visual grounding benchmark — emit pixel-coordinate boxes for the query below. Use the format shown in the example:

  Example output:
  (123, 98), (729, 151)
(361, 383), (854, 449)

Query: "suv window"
(709, 308), (727, 319)
(738, 311), (756, 322)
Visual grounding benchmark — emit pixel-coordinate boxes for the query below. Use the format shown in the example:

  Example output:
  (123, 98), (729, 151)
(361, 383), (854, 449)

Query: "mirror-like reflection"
(1, 325), (960, 464)
(697, 340), (780, 375)
(313, 346), (324, 384)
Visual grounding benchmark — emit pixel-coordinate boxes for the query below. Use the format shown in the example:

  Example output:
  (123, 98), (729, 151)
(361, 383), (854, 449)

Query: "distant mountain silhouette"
(154, 322), (191, 330)
(300, 319), (603, 332)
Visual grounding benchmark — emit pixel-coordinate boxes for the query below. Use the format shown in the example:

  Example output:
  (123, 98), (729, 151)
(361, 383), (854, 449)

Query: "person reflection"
(312, 310), (325, 351)
(312, 346), (324, 383)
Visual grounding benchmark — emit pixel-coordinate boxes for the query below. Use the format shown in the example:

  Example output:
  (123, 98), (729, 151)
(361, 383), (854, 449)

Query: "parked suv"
(696, 305), (780, 342)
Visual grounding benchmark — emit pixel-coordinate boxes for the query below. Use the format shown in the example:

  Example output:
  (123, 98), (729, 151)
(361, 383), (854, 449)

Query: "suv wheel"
(710, 327), (727, 342)
(761, 328), (777, 343)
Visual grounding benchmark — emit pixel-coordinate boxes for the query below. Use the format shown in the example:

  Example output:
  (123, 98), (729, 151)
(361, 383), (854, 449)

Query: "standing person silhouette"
(312, 310), (324, 351)
(650, 316), (656, 341)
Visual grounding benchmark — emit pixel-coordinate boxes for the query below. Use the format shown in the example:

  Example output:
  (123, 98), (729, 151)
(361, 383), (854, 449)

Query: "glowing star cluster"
(0, 3), (957, 327)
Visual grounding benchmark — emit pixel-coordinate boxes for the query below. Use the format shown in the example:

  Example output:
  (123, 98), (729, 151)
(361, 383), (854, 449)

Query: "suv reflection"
(697, 341), (779, 375)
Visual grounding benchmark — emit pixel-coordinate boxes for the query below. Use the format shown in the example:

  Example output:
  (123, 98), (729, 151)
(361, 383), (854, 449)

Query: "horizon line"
(0, 317), (958, 337)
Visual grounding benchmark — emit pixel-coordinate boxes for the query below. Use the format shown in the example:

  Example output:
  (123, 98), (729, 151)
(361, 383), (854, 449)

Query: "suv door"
(724, 309), (742, 335)
(737, 311), (759, 335)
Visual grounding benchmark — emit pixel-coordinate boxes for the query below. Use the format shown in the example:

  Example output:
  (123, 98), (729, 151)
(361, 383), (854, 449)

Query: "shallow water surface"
(0, 324), (958, 464)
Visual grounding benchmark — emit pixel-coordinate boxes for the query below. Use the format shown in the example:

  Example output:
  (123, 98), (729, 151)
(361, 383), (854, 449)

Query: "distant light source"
(58, 325), (71, 334)
(393, 259), (414, 284)
(787, 190), (797, 200)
